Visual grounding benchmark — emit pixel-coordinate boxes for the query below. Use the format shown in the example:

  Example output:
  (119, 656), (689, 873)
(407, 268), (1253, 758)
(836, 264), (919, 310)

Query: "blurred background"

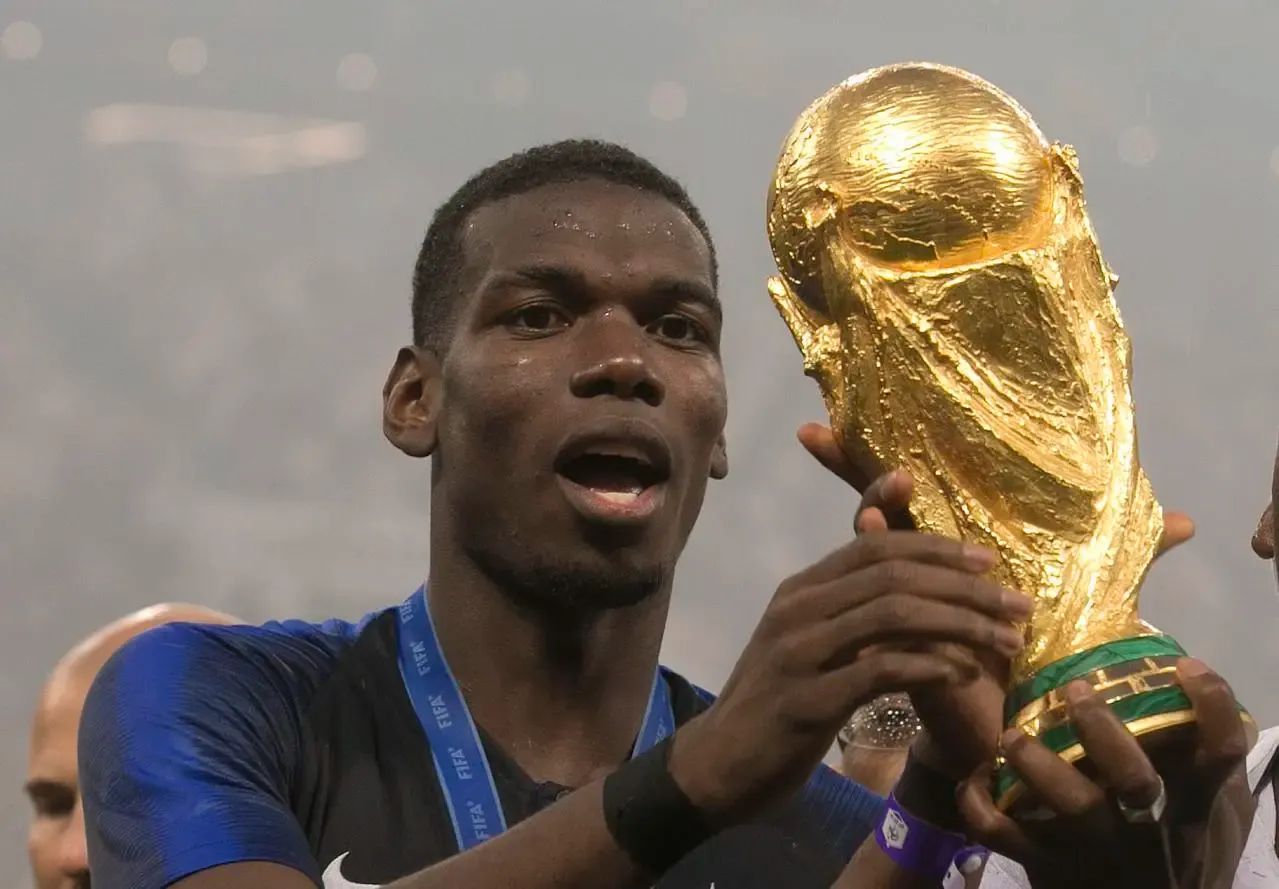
(4, 0), (1279, 882)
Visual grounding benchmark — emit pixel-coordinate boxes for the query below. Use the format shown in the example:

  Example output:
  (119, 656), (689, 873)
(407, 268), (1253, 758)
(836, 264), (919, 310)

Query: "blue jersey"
(79, 603), (884, 888)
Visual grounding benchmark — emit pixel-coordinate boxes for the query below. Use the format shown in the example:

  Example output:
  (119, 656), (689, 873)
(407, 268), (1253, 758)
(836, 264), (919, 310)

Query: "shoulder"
(80, 610), (393, 795)
(79, 610), (393, 889)
(88, 613), (380, 713)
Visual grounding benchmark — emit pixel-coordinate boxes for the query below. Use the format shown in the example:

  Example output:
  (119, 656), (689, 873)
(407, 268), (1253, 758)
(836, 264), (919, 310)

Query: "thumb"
(1156, 511), (1194, 558)
(797, 423), (870, 492)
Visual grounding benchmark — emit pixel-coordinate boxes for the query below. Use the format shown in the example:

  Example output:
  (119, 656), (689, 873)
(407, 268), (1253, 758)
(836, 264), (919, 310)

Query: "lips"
(553, 421), (672, 524)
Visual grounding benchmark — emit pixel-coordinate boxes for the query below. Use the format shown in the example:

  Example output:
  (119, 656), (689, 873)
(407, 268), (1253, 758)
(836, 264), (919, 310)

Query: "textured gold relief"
(767, 64), (1164, 683)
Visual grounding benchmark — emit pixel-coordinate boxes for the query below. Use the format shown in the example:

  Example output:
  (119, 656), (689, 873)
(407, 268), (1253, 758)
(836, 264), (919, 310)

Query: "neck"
(424, 546), (670, 788)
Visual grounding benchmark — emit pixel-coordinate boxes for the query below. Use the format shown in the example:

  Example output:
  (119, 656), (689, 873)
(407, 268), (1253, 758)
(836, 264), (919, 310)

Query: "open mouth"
(553, 430), (673, 522)
(557, 452), (665, 503)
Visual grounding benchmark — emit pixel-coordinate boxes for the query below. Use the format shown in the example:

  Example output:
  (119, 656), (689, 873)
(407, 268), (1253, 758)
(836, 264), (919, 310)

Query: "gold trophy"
(765, 62), (1253, 812)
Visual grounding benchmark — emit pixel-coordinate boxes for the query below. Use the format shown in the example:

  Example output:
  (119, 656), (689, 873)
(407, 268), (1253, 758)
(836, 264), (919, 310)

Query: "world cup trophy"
(765, 63), (1253, 813)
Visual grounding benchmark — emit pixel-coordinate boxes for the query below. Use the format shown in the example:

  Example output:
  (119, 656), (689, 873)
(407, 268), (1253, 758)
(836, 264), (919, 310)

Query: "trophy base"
(994, 634), (1256, 815)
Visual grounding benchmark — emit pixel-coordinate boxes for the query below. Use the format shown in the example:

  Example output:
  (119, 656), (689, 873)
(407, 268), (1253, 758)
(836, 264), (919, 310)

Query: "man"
(26, 603), (239, 889)
(79, 140), (1033, 889)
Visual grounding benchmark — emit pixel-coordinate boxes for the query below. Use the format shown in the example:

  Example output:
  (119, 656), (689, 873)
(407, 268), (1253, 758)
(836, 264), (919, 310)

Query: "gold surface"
(767, 64), (1165, 682)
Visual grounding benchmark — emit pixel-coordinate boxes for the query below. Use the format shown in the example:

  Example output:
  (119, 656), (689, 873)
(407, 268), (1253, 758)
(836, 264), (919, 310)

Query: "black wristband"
(891, 749), (965, 832)
(602, 738), (716, 874)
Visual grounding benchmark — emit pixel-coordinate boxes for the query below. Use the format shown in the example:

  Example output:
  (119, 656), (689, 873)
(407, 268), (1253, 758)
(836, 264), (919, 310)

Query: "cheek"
(441, 358), (549, 459)
(28, 822), (57, 870)
(683, 373), (728, 452)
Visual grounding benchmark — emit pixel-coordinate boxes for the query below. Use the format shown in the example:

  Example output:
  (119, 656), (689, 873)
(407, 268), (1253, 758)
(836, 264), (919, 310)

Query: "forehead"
(462, 179), (714, 288)
(27, 676), (89, 784)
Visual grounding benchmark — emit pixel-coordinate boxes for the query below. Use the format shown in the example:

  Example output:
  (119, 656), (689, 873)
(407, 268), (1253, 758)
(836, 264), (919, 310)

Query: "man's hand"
(798, 421), (1197, 779)
(957, 659), (1254, 889)
(668, 525), (1033, 826)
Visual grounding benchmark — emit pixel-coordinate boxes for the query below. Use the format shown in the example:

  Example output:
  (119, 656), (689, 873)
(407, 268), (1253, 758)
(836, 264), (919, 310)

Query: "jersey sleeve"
(79, 621), (348, 889)
(798, 764), (886, 861)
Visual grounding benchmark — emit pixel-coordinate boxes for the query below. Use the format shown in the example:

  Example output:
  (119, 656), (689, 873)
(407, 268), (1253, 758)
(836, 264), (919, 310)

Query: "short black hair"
(411, 139), (717, 351)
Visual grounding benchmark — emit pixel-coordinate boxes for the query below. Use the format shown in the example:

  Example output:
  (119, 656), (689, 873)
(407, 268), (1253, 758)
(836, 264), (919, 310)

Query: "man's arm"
(178, 751), (898, 889)
(86, 528), (1029, 889)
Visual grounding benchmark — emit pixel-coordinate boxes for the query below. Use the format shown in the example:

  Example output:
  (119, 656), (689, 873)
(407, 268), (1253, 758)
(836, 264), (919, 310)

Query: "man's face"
(397, 178), (727, 610)
(26, 672), (92, 889)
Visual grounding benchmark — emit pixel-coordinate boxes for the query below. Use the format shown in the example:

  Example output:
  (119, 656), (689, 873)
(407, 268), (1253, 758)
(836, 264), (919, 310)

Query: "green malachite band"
(1003, 635), (1188, 722)
(1035, 686), (1190, 754)
(993, 686), (1192, 803)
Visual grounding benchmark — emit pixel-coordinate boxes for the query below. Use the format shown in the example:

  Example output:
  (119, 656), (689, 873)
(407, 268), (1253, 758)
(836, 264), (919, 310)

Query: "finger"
(1063, 681), (1162, 808)
(797, 423), (871, 492)
(812, 594), (1026, 665)
(1253, 503), (1275, 559)
(801, 651), (964, 726)
(856, 470), (917, 533)
(1178, 659), (1250, 776)
(855, 642), (983, 683)
(1157, 510), (1195, 556)
(791, 530), (1000, 589)
(957, 767), (1042, 866)
(856, 506), (889, 534)
(803, 558), (1034, 624)
(1000, 728), (1106, 817)
(856, 468), (913, 514)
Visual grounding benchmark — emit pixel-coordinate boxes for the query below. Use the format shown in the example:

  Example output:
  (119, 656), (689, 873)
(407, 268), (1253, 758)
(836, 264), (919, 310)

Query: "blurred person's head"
(837, 693), (922, 796)
(384, 139), (727, 615)
(25, 603), (240, 889)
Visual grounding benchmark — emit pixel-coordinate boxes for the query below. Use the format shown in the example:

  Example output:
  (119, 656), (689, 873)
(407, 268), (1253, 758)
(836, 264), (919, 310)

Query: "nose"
(58, 800), (89, 884)
(569, 312), (664, 407)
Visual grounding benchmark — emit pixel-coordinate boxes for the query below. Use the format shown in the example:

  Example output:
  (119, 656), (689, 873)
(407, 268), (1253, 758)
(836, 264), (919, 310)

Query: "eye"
(649, 314), (708, 344)
(508, 304), (570, 333)
(28, 785), (76, 820)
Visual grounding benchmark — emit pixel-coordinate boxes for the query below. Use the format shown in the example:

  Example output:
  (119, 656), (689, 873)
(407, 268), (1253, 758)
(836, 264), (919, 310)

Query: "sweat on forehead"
(461, 180), (711, 270)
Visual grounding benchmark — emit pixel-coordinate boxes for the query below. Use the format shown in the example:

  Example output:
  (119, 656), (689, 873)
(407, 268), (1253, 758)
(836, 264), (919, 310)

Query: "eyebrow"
(496, 264), (721, 320)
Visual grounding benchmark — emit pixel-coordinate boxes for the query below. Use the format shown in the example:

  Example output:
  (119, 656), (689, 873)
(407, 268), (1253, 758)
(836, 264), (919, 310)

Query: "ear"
(709, 432), (728, 480)
(383, 346), (442, 458)
(1253, 503), (1275, 560)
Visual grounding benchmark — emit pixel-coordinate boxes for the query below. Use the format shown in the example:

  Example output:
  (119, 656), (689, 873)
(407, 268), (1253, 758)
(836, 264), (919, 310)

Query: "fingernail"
(1178, 658), (1209, 679)
(1001, 591), (1035, 620)
(1065, 680), (1092, 704)
(995, 625), (1025, 653)
(1000, 728), (1025, 752)
(963, 544), (997, 570)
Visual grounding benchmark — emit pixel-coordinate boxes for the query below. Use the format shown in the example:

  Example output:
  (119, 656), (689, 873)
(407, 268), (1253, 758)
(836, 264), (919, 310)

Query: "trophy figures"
(765, 63), (1252, 812)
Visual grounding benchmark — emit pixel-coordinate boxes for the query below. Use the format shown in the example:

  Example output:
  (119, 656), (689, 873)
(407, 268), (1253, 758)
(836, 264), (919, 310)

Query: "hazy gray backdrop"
(4, 0), (1279, 883)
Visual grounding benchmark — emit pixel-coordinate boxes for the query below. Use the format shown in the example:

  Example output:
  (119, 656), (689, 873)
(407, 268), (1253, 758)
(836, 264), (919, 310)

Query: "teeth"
(595, 491), (640, 504)
(590, 451), (648, 466)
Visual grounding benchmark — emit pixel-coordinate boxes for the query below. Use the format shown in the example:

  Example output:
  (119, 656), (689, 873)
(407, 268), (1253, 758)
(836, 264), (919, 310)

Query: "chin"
(470, 538), (671, 613)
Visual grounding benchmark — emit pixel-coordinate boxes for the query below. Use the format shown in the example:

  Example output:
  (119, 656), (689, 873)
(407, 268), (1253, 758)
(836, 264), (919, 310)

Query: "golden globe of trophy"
(765, 62), (1253, 813)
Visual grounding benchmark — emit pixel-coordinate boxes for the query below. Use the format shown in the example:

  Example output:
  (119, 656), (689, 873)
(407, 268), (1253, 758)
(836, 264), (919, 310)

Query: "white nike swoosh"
(321, 852), (382, 889)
